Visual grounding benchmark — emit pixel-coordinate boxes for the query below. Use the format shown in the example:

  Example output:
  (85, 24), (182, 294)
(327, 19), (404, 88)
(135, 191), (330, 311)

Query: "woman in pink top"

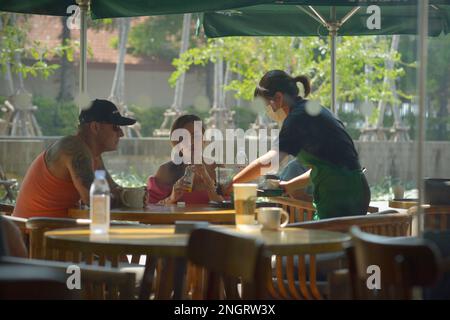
(147, 115), (223, 205)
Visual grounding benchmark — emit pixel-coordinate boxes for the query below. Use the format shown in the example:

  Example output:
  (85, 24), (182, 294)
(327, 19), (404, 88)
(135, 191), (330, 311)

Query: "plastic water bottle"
(90, 170), (110, 234)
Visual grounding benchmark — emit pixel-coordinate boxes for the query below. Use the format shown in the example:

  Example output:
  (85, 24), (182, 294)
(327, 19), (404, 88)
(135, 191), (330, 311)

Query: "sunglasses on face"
(98, 122), (121, 132)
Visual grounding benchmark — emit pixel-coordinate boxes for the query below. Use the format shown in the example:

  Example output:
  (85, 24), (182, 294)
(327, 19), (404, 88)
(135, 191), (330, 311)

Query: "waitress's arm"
(279, 169), (311, 196)
(223, 150), (288, 195)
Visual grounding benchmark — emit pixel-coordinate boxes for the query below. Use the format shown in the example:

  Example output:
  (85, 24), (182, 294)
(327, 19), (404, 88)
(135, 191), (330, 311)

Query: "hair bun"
(294, 75), (311, 98)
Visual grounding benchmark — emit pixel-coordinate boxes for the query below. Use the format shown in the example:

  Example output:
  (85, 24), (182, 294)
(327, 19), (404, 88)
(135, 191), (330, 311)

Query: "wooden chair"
(289, 211), (412, 237)
(26, 217), (143, 260)
(186, 228), (271, 299)
(347, 226), (442, 299)
(270, 197), (316, 223)
(408, 205), (450, 232)
(0, 263), (77, 299)
(0, 215), (28, 255)
(282, 212), (412, 299)
(1, 256), (135, 300)
(26, 217), (92, 259)
(270, 196), (379, 224)
(0, 202), (15, 215)
(1, 218), (137, 300)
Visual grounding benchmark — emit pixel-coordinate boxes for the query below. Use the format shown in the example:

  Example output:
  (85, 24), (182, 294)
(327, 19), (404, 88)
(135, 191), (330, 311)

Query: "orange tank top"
(13, 152), (80, 218)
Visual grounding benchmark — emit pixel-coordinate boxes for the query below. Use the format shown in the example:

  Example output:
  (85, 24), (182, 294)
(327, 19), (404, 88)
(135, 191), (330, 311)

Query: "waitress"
(227, 70), (370, 220)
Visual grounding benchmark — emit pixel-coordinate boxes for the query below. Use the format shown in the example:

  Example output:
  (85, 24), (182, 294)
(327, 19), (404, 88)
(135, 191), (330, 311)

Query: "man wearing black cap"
(13, 99), (137, 218)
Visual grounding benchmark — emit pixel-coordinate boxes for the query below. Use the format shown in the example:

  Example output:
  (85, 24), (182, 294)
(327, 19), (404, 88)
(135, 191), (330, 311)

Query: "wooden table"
(68, 204), (236, 224)
(45, 225), (350, 300)
(45, 225), (350, 259)
(388, 199), (419, 209)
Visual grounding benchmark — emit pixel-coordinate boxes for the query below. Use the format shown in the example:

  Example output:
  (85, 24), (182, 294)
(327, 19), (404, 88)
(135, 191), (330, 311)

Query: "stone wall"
(1, 137), (449, 185)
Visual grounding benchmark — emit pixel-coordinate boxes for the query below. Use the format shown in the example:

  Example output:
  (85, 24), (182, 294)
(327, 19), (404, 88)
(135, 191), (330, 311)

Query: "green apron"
(297, 150), (369, 220)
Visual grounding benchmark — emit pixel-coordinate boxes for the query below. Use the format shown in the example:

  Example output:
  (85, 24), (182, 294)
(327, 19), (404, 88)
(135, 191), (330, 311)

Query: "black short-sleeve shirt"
(278, 98), (361, 171)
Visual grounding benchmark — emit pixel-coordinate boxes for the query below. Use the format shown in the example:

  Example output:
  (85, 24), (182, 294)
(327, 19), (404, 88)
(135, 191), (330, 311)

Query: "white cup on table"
(120, 187), (146, 208)
(257, 207), (289, 230)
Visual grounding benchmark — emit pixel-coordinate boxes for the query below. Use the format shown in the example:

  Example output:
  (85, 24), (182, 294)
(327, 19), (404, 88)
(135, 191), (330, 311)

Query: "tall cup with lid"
(233, 183), (257, 230)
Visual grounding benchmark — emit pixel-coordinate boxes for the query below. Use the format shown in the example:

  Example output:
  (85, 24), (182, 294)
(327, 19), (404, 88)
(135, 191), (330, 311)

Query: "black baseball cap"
(79, 99), (136, 126)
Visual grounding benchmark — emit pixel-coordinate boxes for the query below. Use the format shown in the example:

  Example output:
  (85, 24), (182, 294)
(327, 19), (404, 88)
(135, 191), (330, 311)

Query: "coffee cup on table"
(120, 187), (146, 208)
(392, 185), (405, 200)
(257, 207), (289, 230)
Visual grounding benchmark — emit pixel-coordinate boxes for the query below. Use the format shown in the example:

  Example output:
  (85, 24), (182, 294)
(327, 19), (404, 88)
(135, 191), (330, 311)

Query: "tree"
(170, 36), (407, 113)
(0, 13), (72, 87)
(127, 15), (203, 60)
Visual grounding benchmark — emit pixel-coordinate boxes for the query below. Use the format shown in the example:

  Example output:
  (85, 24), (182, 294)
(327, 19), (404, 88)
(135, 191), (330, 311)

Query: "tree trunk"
(110, 18), (130, 104)
(57, 16), (74, 102)
(376, 35), (400, 129)
(171, 13), (191, 111)
(436, 77), (449, 140)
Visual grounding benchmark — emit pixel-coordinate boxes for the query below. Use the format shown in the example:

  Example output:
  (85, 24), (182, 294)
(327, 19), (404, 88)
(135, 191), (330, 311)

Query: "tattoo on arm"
(71, 150), (94, 189)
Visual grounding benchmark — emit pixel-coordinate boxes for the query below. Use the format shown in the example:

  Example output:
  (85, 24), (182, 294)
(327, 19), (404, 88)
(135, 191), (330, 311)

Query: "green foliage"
(128, 15), (202, 60)
(128, 105), (166, 136)
(0, 13), (74, 80)
(184, 105), (210, 122)
(370, 176), (416, 201)
(33, 96), (78, 136)
(170, 36), (407, 110)
(338, 110), (365, 140)
(231, 106), (258, 130)
(110, 168), (147, 187)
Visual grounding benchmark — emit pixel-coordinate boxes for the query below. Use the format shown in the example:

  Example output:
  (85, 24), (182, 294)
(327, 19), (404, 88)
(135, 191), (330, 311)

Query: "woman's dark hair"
(254, 70), (311, 99)
(170, 114), (202, 134)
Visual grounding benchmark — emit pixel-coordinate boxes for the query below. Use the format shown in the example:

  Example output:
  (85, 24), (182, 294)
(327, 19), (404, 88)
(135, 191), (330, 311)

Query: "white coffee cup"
(257, 207), (289, 230)
(120, 187), (146, 208)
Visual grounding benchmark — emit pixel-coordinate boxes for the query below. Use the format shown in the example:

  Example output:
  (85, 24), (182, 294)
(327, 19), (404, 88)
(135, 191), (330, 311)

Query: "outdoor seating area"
(0, 0), (449, 310)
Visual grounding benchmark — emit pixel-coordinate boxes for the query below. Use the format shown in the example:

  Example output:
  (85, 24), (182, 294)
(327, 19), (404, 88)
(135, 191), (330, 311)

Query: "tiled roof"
(27, 15), (174, 70)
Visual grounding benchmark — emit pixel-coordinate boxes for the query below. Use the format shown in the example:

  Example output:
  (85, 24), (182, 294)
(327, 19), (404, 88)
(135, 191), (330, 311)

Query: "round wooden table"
(45, 226), (350, 300)
(68, 204), (236, 224)
(45, 225), (351, 260)
(388, 199), (419, 209)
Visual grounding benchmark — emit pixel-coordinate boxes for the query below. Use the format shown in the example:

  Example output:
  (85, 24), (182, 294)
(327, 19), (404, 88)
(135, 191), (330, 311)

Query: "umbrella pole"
(330, 29), (337, 115)
(330, 7), (337, 115)
(415, 0), (429, 237)
(78, 0), (89, 110)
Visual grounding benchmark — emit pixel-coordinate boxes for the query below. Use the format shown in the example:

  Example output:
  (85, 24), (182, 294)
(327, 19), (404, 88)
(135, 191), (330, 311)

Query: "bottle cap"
(95, 170), (106, 179)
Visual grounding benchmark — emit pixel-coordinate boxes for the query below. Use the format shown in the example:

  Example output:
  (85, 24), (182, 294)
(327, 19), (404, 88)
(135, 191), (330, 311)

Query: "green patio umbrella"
(202, 3), (450, 113)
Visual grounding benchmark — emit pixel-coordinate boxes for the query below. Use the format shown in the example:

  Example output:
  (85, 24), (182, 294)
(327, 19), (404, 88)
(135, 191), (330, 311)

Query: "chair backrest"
(288, 212), (411, 237)
(26, 217), (90, 259)
(187, 228), (270, 299)
(270, 197), (379, 223)
(0, 203), (15, 215)
(270, 197), (316, 223)
(0, 263), (76, 299)
(347, 226), (442, 299)
(0, 215), (28, 258)
(1, 256), (135, 299)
